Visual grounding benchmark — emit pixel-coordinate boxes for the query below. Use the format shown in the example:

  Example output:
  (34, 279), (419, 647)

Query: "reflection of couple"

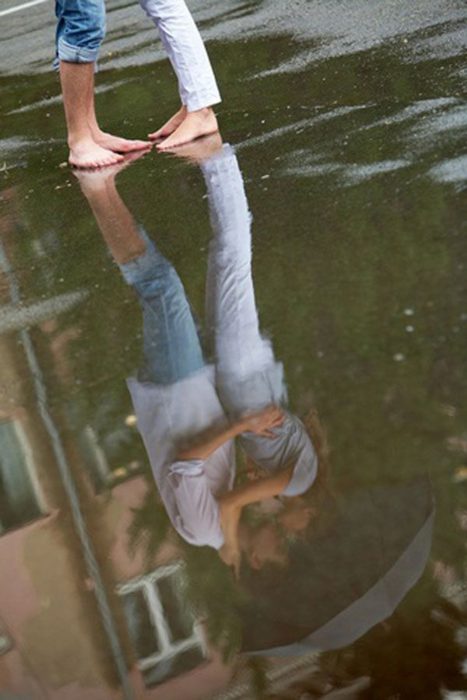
(77, 137), (321, 577)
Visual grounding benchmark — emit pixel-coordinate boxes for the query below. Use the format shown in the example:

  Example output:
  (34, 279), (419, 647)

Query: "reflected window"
(79, 421), (146, 492)
(0, 421), (42, 534)
(117, 563), (206, 687)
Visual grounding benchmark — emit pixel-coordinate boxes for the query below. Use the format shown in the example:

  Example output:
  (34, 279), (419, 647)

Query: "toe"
(118, 140), (149, 153)
(121, 144), (137, 153)
(149, 129), (172, 140)
(158, 138), (184, 151)
(158, 139), (177, 150)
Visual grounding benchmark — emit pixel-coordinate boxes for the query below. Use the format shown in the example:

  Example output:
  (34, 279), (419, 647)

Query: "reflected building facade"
(0, 186), (231, 699)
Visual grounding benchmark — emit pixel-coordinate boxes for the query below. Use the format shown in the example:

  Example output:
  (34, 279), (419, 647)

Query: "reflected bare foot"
(164, 132), (223, 164)
(93, 130), (151, 153)
(157, 108), (218, 151)
(72, 150), (150, 193)
(69, 140), (124, 169)
(148, 106), (187, 141)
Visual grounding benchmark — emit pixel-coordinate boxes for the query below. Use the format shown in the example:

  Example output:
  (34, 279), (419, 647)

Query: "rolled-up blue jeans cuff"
(55, 37), (100, 66)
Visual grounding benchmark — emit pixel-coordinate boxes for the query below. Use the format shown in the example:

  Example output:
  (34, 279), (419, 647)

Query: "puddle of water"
(0, 1), (466, 699)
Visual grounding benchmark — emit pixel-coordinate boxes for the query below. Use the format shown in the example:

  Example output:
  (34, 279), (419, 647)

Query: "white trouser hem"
(185, 93), (222, 112)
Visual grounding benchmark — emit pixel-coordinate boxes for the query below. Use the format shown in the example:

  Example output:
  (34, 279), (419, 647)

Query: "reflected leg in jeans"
(120, 242), (206, 385)
(75, 162), (205, 384)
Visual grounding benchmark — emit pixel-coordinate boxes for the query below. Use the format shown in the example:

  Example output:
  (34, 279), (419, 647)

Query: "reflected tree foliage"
(127, 478), (244, 661)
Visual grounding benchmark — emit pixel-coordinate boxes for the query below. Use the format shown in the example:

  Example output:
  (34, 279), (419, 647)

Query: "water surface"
(0, 1), (466, 698)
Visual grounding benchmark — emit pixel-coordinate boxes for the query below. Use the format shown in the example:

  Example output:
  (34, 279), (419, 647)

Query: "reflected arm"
(176, 419), (247, 461)
(177, 407), (285, 461)
(219, 464), (294, 510)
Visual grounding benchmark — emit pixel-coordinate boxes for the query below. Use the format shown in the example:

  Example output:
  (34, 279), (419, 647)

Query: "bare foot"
(93, 130), (151, 153)
(163, 132), (223, 164)
(148, 106), (187, 141)
(157, 108), (219, 151)
(69, 140), (124, 169)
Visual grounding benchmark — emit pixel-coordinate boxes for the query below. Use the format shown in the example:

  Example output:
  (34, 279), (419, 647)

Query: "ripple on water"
(429, 155), (467, 185)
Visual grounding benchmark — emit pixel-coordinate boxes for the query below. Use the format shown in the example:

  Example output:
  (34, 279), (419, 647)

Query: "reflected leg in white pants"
(202, 145), (276, 382)
(139, 0), (221, 112)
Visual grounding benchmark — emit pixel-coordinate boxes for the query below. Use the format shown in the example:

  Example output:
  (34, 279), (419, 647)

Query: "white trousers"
(202, 145), (276, 378)
(139, 0), (221, 112)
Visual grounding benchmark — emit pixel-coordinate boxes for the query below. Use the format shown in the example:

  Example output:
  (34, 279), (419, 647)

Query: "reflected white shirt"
(127, 366), (233, 549)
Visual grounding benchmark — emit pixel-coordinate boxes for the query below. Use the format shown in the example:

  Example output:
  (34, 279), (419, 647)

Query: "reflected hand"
(241, 406), (284, 437)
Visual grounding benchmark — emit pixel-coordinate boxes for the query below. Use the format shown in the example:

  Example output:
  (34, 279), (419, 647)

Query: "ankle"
(68, 133), (94, 150)
(89, 125), (104, 139)
(190, 107), (213, 118)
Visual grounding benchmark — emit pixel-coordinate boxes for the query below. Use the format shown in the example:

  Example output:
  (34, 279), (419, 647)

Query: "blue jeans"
(54, 0), (106, 67)
(119, 235), (206, 385)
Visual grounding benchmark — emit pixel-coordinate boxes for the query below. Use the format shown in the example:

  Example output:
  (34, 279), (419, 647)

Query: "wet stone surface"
(0, 1), (466, 698)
